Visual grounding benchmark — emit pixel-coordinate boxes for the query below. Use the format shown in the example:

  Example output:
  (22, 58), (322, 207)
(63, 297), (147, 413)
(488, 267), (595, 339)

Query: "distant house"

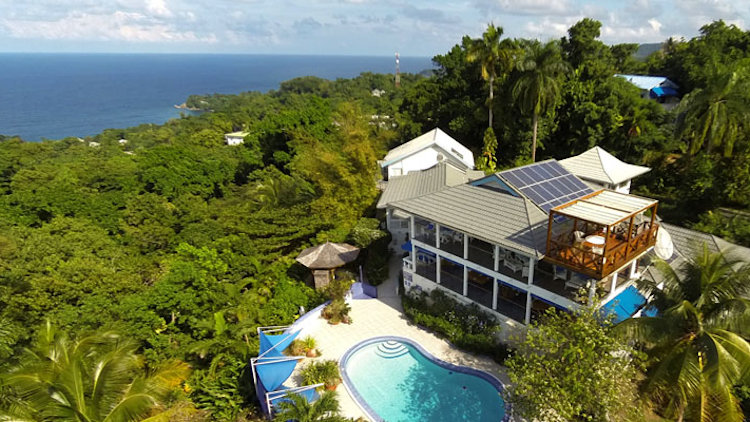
(224, 131), (249, 146)
(380, 128), (474, 180)
(616, 74), (680, 107)
(559, 146), (650, 194)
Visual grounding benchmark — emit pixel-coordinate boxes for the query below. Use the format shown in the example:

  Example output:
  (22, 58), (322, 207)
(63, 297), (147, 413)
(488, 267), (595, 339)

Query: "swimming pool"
(340, 336), (508, 422)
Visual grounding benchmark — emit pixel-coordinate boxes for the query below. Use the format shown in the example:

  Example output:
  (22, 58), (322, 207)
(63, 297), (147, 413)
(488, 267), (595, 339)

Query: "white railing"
(403, 258), (414, 272)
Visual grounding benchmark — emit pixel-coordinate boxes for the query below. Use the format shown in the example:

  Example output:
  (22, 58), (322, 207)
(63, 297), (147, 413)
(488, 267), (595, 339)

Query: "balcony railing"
(545, 223), (658, 279)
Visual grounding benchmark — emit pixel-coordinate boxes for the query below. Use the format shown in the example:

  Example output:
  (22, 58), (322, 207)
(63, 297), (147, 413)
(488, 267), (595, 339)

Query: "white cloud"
(145, 0), (172, 17)
(474, 0), (575, 16)
(1, 11), (216, 43)
(523, 16), (583, 39)
(600, 18), (664, 43)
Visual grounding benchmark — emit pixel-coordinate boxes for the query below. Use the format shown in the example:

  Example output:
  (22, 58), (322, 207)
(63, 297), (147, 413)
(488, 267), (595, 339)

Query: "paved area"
(287, 243), (508, 421)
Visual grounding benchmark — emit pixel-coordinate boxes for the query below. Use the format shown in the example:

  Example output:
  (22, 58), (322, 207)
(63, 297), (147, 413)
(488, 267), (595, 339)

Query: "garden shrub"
(402, 289), (511, 363)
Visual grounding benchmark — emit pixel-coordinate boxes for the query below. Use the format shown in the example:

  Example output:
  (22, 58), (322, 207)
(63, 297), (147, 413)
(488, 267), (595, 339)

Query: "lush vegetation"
(2, 15), (750, 422)
(618, 248), (750, 421)
(402, 289), (509, 363)
(506, 307), (643, 421)
(398, 19), (750, 242)
(0, 73), (412, 419)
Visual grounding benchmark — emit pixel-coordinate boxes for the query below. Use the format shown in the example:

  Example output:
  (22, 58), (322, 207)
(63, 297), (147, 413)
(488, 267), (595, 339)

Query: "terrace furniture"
(553, 266), (567, 281)
(573, 231), (586, 246)
(522, 265), (530, 278)
(504, 257), (523, 273)
(565, 277), (588, 290)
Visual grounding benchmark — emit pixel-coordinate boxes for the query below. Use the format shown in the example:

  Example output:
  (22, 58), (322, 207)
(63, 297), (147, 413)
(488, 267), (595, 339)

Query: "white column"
(436, 256), (441, 284)
(629, 260), (638, 279)
(435, 223), (441, 249)
(409, 215), (417, 274)
(463, 265), (468, 296)
(525, 292), (532, 324)
(494, 245), (500, 272)
(588, 280), (597, 306)
(609, 272), (618, 298)
(527, 257), (535, 285)
(463, 234), (469, 259)
(492, 279), (498, 310)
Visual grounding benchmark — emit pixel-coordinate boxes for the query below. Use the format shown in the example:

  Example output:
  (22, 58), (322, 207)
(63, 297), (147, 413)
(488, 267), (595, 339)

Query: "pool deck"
(287, 243), (509, 421)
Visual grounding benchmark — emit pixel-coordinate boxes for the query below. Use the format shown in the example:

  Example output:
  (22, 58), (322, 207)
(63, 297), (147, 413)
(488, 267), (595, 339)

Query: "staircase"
(375, 340), (409, 358)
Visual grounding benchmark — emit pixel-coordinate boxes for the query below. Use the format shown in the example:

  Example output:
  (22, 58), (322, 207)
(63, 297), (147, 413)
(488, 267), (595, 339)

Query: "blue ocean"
(0, 54), (433, 141)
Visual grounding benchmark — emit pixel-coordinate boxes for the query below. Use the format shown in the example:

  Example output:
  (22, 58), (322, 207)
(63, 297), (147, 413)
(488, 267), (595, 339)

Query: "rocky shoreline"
(173, 102), (203, 111)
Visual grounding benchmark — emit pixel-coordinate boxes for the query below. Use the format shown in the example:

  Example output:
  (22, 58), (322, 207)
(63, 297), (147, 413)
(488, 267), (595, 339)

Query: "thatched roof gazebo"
(295, 242), (360, 290)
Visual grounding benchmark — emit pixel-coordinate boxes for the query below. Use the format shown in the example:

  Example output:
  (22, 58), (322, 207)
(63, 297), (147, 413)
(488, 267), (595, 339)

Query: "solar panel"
(499, 160), (594, 213)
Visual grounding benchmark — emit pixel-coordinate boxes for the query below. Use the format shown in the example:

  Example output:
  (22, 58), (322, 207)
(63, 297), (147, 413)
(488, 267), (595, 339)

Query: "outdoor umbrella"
(295, 241), (360, 269)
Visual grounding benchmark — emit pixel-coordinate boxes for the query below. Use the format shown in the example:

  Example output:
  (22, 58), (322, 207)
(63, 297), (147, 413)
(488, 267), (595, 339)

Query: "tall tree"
(512, 40), (570, 162)
(675, 60), (750, 157)
(466, 23), (514, 129)
(618, 247), (750, 422)
(506, 306), (642, 421)
(0, 322), (190, 422)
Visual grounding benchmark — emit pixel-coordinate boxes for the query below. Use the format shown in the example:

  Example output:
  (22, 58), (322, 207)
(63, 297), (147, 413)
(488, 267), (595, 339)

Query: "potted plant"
(301, 336), (319, 357)
(322, 299), (351, 325)
(300, 359), (341, 391)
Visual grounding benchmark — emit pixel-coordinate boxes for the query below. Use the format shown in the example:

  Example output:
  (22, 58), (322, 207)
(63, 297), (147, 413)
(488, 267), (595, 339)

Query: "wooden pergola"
(544, 190), (659, 280)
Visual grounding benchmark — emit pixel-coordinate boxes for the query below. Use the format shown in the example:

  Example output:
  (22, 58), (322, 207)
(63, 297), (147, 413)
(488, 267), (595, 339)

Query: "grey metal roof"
(376, 162), (485, 209)
(643, 223), (750, 285)
(661, 223), (750, 263)
(559, 146), (651, 186)
(390, 184), (549, 257)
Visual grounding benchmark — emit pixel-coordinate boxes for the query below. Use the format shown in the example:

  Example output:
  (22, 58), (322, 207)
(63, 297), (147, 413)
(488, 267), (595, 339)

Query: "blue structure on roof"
(650, 86), (679, 98)
(602, 285), (652, 323)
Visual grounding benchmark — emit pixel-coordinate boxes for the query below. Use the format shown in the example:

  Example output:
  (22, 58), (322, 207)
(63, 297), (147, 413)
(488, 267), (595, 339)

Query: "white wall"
(386, 147), (440, 179)
(225, 136), (244, 146)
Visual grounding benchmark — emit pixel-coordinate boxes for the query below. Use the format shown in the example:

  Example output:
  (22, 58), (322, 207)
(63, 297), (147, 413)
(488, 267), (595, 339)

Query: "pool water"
(342, 339), (506, 421)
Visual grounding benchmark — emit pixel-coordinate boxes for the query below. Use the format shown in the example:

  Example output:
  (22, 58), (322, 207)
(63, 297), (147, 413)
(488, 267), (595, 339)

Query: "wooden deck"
(545, 224), (659, 279)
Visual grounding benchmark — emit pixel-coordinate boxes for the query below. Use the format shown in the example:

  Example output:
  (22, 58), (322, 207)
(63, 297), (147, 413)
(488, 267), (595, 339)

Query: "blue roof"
(615, 74), (677, 90)
(602, 285), (649, 323)
(650, 86), (679, 98)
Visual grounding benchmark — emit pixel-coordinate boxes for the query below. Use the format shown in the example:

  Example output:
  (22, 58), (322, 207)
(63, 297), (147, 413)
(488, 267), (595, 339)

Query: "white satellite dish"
(654, 227), (674, 260)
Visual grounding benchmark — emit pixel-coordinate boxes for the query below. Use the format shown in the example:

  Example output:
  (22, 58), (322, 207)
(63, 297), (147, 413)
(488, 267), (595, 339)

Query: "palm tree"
(512, 40), (570, 162)
(617, 246), (750, 421)
(272, 390), (347, 422)
(466, 23), (515, 129)
(676, 61), (750, 157)
(0, 321), (190, 422)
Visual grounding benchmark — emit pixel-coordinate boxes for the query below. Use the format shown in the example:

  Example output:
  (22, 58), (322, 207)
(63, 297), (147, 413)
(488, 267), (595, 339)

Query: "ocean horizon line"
(0, 51), (434, 59)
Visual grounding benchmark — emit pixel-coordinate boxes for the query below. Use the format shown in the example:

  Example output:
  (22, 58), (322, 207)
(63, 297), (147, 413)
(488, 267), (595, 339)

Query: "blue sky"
(0, 0), (747, 56)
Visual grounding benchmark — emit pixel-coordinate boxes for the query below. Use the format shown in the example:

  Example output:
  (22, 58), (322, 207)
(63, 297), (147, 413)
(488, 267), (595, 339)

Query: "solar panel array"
(499, 160), (594, 213)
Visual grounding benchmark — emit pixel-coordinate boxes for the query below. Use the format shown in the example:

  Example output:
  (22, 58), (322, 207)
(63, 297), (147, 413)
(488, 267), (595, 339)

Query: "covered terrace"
(544, 190), (659, 280)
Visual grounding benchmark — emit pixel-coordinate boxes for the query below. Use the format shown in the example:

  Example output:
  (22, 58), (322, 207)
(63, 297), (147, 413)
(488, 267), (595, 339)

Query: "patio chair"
(573, 231), (585, 245)
(504, 257), (523, 273)
(565, 277), (588, 290)
(553, 266), (567, 281)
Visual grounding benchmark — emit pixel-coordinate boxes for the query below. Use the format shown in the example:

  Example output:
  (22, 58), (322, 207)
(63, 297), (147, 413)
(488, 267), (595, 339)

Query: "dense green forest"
(1, 17), (749, 421)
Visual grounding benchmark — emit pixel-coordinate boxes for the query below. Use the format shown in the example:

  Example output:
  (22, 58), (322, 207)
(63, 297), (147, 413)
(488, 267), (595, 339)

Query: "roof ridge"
(593, 147), (616, 184)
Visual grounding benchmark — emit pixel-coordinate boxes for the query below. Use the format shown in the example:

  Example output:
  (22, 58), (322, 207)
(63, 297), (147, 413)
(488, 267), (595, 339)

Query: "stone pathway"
(288, 242), (508, 420)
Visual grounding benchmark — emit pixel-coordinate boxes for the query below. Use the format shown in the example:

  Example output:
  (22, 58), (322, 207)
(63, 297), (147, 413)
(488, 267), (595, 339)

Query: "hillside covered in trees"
(1, 18), (749, 421)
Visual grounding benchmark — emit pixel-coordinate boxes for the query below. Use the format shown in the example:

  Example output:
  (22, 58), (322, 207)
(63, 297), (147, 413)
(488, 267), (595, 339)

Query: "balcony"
(544, 190), (659, 280)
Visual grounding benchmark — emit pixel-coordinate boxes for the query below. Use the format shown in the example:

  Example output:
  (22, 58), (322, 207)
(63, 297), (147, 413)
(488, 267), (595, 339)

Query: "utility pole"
(395, 52), (401, 88)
